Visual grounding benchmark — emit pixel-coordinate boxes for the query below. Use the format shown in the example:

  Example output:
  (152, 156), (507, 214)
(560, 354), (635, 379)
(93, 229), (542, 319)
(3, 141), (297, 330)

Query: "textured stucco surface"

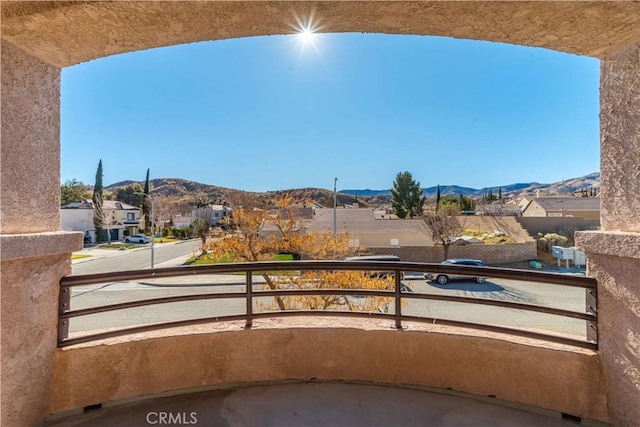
(579, 253), (640, 427)
(0, 231), (83, 261)
(1, 254), (71, 427)
(1, 1), (639, 68)
(1, 40), (61, 233)
(576, 230), (640, 260)
(1, 1), (639, 426)
(51, 320), (609, 422)
(600, 42), (640, 233)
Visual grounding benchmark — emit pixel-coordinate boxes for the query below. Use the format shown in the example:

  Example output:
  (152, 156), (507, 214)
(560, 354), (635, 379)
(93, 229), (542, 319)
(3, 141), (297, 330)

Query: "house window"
(127, 212), (135, 221)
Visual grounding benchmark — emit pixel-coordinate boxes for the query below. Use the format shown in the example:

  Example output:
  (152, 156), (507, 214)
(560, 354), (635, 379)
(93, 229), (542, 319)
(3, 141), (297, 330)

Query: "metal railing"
(59, 261), (597, 349)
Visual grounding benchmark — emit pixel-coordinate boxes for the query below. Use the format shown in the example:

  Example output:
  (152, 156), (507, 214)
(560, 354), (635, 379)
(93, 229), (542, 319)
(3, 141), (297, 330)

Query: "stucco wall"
(600, 42), (640, 233)
(1, 40), (61, 233)
(1, 254), (71, 427)
(1, 2), (639, 425)
(50, 321), (609, 423)
(2, 1), (639, 68)
(372, 242), (537, 264)
(586, 254), (640, 425)
(576, 231), (640, 427)
(516, 217), (600, 237)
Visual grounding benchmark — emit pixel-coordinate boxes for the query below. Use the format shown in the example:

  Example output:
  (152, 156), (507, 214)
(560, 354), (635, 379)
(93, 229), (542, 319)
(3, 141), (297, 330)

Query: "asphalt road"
(72, 239), (202, 274)
(67, 274), (589, 340)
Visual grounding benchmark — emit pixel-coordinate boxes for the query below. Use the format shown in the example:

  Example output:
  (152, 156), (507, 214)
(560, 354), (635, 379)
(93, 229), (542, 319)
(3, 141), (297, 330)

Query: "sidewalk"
(72, 245), (148, 264)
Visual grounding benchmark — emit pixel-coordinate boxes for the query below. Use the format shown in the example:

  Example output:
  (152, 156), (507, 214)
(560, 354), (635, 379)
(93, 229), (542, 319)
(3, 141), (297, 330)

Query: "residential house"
(192, 204), (233, 226)
(170, 214), (193, 229)
(61, 199), (142, 243)
(520, 197), (600, 219)
(307, 208), (431, 248)
(516, 196), (531, 213)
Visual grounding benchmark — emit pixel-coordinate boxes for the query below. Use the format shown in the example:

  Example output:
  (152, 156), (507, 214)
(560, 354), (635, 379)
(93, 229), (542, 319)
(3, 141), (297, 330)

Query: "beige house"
(61, 199), (142, 243)
(521, 197), (600, 219)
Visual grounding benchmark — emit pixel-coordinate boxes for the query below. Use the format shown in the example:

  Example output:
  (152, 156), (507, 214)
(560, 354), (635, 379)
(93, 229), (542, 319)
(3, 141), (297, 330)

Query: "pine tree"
(436, 184), (441, 208)
(143, 168), (150, 233)
(498, 187), (502, 200)
(390, 171), (425, 219)
(92, 160), (104, 242)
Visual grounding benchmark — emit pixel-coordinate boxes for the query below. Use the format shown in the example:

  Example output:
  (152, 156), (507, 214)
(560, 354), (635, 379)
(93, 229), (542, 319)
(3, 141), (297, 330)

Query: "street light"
(135, 192), (155, 268)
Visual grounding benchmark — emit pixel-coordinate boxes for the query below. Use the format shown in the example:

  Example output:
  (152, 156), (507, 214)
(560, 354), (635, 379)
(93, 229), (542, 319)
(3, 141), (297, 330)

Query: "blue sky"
(61, 32), (600, 192)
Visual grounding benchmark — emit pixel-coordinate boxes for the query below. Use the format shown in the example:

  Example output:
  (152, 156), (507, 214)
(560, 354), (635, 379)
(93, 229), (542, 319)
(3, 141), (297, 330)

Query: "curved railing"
(59, 261), (597, 349)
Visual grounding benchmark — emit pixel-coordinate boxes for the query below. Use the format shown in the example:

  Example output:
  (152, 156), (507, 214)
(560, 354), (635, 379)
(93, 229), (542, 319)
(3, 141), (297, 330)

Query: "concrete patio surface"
(46, 382), (603, 427)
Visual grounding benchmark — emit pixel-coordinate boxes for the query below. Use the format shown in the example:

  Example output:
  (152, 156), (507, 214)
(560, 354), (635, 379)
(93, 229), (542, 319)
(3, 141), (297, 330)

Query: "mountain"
(341, 173), (600, 199)
(105, 173), (600, 216)
(105, 179), (370, 213)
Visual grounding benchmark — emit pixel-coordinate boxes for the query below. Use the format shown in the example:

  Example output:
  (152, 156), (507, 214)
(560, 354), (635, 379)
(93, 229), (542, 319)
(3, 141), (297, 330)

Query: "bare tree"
(423, 205), (462, 260)
(93, 202), (118, 244)
(205, 194), (391, 312)
(191, 207), (211, 253)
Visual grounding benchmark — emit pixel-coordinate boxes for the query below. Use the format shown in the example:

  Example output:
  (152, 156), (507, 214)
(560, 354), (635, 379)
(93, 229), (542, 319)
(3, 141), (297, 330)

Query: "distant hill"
(105, 173), (600, 216)
(342, 172), (600, 199)
(105, 178), (371, 214)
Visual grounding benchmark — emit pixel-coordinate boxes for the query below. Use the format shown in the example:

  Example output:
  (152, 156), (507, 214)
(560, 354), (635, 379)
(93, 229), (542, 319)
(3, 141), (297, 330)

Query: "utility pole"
(333, 177), (338, 237)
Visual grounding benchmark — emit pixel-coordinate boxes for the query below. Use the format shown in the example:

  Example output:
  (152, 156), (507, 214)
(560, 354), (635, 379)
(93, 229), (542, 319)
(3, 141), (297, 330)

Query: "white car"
(124, 234), (151, 244)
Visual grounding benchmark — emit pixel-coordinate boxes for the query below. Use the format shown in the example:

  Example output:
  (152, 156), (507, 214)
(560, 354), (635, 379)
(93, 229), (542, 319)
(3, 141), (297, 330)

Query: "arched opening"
(2, 2), (638, 426)
(60, 33), (600, 194)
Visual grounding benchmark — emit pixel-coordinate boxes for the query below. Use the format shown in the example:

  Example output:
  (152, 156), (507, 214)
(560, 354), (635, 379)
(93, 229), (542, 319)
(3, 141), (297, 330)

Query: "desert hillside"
(105, 173), (599, 216)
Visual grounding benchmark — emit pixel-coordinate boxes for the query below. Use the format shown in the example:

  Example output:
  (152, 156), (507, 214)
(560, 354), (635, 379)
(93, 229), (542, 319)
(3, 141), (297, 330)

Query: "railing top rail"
(59, 260), (598, 350)
(60, 260), (596, 289)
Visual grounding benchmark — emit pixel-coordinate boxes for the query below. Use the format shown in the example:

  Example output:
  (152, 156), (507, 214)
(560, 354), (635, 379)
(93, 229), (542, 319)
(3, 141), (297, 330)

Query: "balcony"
(46, 261), (606, 424)
(2, 2), (639, 425)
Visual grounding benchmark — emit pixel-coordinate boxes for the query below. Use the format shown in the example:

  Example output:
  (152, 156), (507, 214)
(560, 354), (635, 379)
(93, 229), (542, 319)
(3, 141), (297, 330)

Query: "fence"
(371, 242), (537, 264)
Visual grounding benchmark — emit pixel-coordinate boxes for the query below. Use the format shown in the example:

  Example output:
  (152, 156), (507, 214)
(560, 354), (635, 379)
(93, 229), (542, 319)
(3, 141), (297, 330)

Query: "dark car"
(344, 255), (403, 279)
(426, 258), (487, 285)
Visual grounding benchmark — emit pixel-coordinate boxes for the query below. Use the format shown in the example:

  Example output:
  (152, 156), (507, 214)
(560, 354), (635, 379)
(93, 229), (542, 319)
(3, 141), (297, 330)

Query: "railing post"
(245, 271), (253, 329)
(58, 286), (70, 346)
(395, 270), (402, 329)
(586, 288), (597, 345)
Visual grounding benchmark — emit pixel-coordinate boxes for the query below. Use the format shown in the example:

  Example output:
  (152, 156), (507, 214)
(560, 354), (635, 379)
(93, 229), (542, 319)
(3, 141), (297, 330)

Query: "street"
(72, 239), (201, 274)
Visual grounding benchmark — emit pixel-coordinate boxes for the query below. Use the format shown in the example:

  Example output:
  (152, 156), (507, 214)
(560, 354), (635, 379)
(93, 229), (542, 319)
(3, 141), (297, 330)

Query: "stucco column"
(1, 41), (82, 426)
(576, 41), (640, 427)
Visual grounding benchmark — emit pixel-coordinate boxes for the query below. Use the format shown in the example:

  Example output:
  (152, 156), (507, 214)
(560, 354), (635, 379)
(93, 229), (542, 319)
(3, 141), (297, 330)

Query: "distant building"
(192, 204), (233, 226)
(308, 208), (430, 247)
(170, 214), (193, 228)
(61, 199), (142, 243)
(520, 197), (600, 218)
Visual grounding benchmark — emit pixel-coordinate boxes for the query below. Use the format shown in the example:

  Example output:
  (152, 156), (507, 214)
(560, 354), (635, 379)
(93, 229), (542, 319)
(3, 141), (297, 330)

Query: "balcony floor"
(47, 382), (601, 426)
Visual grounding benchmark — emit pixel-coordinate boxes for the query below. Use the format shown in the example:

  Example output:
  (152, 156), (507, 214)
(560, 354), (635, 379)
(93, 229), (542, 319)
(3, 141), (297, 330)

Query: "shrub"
(537, 233), (569, 252)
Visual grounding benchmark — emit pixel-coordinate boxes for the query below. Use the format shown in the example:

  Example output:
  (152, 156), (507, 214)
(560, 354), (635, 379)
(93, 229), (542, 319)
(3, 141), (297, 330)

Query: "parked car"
(124, 234), (151, 244)
(426, 259), (487, 285)
(403, 271), (426, 280)
(344, 255), (404, 279)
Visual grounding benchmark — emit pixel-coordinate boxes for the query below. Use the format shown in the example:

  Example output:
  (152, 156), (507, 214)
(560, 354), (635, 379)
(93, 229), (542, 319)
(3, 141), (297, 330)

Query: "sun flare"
(298, 26), (316, 44)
